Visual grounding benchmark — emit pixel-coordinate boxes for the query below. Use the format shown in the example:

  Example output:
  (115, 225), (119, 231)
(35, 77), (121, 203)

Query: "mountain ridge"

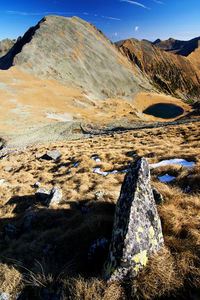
(0, 15), (151, 101)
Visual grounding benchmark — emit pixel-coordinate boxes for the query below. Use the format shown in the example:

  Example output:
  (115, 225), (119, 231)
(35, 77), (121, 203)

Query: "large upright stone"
(103, 157), (164, 281)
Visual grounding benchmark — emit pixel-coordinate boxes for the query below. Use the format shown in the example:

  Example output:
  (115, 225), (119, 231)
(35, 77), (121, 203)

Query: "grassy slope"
(0, 121), (199, 299)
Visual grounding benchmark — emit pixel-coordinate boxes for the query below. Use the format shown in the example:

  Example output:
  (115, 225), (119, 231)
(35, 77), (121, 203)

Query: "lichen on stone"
(103, 157), (164, 281)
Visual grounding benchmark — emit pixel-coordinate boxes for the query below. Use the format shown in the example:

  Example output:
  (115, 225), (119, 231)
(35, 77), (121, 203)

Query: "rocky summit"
(103, 157), (164, 281)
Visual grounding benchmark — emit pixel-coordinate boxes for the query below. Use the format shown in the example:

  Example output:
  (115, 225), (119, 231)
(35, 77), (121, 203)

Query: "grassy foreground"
(0, 121), (199, 299)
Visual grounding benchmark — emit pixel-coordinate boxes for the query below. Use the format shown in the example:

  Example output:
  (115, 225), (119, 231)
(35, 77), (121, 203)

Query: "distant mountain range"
(152, 36), (200, 56)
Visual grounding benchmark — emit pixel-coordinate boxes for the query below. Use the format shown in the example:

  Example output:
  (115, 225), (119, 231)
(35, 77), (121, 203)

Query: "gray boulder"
(49, 186), (62, 206)
(103, 157), (164, 281)
(35, 186), (62, 207)
(41, 150), (61, 161)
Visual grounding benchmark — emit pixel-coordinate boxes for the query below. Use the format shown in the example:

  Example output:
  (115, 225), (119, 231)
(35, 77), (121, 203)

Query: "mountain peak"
(0, 15), (151, 100)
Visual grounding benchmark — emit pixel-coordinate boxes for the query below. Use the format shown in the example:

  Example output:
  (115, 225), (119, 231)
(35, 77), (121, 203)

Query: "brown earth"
(0, 66), (192, 147)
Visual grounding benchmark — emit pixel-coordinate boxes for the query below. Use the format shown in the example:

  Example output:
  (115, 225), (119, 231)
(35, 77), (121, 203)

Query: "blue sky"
(0, 0), (200, 42)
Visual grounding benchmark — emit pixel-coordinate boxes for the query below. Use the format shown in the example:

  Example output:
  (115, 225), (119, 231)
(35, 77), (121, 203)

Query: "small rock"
(48, 186), (62, 206)
(0, 293), (11, 300)
(95, 190), (106, 200)
(153, 189), (164, 205)
(41, 150), (61, 161)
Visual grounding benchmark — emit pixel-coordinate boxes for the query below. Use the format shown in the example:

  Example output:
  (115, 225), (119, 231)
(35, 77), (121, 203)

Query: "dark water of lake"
(143, 103), (184, 119)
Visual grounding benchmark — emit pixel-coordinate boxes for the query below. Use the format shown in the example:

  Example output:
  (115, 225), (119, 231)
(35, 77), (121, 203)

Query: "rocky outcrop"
(35, 186), (62, 207)
(116, 38), (200, 101)
(103, 157), (164, 281)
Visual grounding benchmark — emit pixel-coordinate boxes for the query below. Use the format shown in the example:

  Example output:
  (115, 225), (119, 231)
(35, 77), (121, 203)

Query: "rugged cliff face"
(116, 38), (200, 101)
(0, 15), (151, 101)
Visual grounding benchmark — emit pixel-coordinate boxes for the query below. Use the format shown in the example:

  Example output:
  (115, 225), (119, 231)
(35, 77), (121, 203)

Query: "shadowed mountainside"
(153, 36), (200, 56)
(0, 15), (151, 101)
(116, 38), (200, 101)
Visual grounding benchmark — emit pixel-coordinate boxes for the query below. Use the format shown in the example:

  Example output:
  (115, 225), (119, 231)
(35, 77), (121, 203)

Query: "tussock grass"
(0, 121), (199, 299)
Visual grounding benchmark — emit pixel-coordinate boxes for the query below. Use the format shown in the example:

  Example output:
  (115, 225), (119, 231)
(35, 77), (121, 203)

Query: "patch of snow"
(111, 170), (118, 174)
(74, 98), (89, 107)
(93, 167), (129, 176)
(0, 179), (5, 185)
(73, 162), (79, 168)
(158, 174), (176, 182)
(187, 174), (192, 178)
(150, 159), (195, 169)
(94, 168), (108, 176)
(59, 165), (67, 169)
(91, 155), (101, 162)
(121, 169), (128, 173)
(46, 112), (73, 122)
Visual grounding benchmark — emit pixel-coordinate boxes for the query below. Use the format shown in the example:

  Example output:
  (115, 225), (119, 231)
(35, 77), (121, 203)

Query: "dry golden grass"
(0, 121), (199, 299)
